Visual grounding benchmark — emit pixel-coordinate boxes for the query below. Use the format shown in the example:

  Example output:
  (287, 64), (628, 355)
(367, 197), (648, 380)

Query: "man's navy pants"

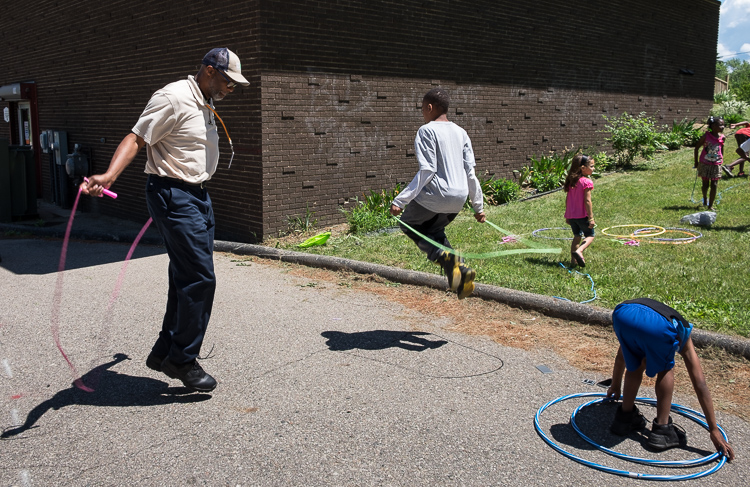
(145, 175), (216, 365)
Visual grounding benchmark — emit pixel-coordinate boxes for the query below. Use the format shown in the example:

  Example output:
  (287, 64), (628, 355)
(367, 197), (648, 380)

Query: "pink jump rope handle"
(83, 177), (118, 199)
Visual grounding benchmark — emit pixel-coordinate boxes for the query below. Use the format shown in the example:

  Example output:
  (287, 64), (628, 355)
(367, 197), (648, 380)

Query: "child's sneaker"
(647, 417), (687, 451)
(609, 404), (647, 436)
(436, 251), (460, 292)
(456, 263), (476, 299)
(721, 165), (733, 177)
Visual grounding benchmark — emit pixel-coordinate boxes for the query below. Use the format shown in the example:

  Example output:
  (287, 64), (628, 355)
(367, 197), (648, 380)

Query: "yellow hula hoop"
(600, 224), (666, 238)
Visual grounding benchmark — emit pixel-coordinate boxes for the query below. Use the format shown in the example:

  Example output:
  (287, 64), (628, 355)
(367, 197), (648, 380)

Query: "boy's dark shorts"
(735, 133), (750, 156)
(568, 217), (595, 238)
(612, 302), (680, 377)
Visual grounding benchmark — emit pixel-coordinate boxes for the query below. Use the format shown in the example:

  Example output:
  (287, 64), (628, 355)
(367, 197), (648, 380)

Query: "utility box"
(0, 140), (38, 221)
(49, 130), (73, 208)
(8, 145), (37, 218)
(0, 138), (11, 222)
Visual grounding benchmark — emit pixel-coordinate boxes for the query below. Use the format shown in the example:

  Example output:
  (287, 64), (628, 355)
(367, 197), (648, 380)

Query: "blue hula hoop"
(534, 392), (728, 480)
(553, 263), (597, 304)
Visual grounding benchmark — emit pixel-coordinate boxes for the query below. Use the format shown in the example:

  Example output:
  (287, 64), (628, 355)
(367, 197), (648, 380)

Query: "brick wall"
(0, 0), (262, 242)
(261, 73), (711, 234)
(258, 0), (719, 235)
(0, 0), (720, 241)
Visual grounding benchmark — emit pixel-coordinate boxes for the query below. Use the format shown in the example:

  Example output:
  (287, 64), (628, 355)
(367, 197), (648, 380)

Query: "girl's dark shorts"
(568, 217), (595, 238)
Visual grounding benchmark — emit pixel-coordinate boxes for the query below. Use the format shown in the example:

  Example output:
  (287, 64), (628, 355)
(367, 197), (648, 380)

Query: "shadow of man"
(321, 330), (448, 352)
(2, 353), (211, 439)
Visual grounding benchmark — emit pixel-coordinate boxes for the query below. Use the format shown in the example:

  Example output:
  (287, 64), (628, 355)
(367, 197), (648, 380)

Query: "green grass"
(279, 142), (750, 338)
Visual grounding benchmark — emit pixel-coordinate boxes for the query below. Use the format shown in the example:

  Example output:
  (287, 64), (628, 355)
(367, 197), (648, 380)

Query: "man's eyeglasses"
(215, 68), (237, 89)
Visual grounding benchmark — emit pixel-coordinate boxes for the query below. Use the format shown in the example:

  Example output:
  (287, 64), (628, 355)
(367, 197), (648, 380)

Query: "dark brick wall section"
(1, 0), (720, 241)
(0, 0), (262, 242)
(258, 0), (719, 97)
(261, 73), (711, 234)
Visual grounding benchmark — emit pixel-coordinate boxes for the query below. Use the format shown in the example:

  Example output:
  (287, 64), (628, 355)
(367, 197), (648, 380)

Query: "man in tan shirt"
(83, 48), (248, 392)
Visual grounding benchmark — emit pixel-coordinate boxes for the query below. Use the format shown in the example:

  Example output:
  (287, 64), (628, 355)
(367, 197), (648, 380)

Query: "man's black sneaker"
(161, 358), (217, 392)
(456, 263), (476, 300)
(647, 416), (687, 451)
(146, 352), (165, 372)
(436, 251), (460, 292)
(610, 404), (647, 436)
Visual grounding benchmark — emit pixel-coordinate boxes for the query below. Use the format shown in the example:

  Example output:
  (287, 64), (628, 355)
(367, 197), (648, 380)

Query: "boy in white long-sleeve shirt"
(390, 88), (485, 299)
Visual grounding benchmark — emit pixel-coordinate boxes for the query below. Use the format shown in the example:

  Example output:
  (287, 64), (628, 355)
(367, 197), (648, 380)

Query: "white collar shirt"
(133, 75), (219, 183)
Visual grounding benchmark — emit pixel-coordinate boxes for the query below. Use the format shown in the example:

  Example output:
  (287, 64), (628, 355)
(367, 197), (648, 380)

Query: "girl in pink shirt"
(694, 116), (725, 211)
(563, 154), (596, 267)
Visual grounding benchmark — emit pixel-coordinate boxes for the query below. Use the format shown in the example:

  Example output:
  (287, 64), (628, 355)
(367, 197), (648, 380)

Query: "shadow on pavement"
(321, 330), (448, 352)
(0, 238), (165, 275)
(548, 400), (712, 457)
(1, 353), (210, 439)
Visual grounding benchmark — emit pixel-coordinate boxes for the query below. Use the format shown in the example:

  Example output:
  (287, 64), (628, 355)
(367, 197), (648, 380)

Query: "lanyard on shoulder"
(205, 104), (235, 169)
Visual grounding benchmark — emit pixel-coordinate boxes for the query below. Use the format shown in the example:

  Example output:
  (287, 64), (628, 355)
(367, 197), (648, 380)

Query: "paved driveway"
(1, 238), (747, 486)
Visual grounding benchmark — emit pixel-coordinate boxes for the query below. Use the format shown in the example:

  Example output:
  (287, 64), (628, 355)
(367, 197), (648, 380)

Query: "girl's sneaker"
(721, 166), (733, 177)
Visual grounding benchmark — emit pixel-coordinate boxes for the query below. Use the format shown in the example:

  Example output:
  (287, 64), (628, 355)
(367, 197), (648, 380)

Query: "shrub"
(287, 204), (317, 234)
(481, 177), (520, 205)
(714, 91), (732, 104)
(603, 112), (666, 167)
(667, 118), (702, 148)
(341, 185), (401, 234)
(518, 149), (576, 192)
(712, 99), (750, 125)
(590, 151), (615, 173)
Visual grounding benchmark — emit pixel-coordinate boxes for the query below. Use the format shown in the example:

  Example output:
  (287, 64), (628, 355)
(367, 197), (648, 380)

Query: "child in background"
(390, 88), (485, 299)
(722, 120), (750, 177)
(563, 154), (595, 268)
(607, 298), (735, 461)
(694, 116), (725, 210)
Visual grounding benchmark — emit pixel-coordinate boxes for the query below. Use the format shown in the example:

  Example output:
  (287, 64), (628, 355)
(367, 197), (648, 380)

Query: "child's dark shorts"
(736, 133), (750, 156)
(568, 217), (595, 238)
(612, 302), (680, 377)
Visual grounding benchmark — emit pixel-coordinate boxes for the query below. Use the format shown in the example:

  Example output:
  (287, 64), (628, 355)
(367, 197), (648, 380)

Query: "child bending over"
(722, 121), (750, 177)
(607, 298), (735, 460)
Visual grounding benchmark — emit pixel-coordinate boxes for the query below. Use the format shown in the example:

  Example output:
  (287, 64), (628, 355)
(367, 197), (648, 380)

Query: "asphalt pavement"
(0, 204), (748, 486)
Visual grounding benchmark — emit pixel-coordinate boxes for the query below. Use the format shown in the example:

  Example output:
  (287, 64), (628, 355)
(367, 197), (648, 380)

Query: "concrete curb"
(215, 240), (750, 361)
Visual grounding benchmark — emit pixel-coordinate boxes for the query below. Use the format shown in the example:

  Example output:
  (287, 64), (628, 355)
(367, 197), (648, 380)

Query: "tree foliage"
(717, 58), (750, 102)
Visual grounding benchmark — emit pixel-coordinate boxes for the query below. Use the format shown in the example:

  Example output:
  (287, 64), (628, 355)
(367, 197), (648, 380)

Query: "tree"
(726, 59), (750, 102)
(716, 59), (728, 81)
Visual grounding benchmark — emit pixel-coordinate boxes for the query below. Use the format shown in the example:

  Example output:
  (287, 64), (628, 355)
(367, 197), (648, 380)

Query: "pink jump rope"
(57, 108), (232, 390)
(53, 180), (151, 392)
(83, 177), (118, 199)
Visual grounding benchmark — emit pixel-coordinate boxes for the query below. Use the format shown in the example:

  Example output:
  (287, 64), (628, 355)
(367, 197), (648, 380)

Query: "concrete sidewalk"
(0, 236), (747, 486)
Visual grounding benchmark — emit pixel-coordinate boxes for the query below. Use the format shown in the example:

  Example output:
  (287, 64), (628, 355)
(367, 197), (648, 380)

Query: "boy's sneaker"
(456, 263), (476, 300)
(647, 417), (687, 451)
(610, 404), (647, 436)
(721, 165), (733, 177)
(436, 251), (460, 292)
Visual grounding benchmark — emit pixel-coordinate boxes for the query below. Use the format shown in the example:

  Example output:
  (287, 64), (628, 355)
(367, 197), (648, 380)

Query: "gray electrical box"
(49, 130), (72, 208)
